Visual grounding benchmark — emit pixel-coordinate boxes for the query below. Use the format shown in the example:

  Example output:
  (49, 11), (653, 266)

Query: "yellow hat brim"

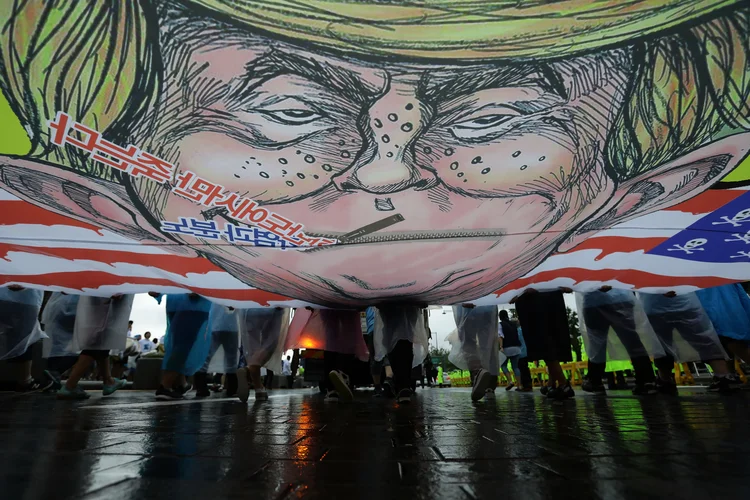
(190, 0), (740, 60)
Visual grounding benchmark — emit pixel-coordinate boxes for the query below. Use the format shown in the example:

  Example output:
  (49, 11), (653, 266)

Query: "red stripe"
(0, 243), (221, 276)
(664, 189), (745, 215)
(563, 236), (668, 260)
(0, 272), (289, 306)
(0, 200), (102, 231)
(493, 268), (737, 297)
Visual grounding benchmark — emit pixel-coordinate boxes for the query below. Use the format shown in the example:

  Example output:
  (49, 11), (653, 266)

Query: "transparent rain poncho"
(238, 307), (290, 373)
(0, 287), (45, 360)
(447, 305), (499, 374)
(161, 294), (213, 375)
(637, 292), (727, 362)
(202, 303), (241, 374)
(41, 293), (81, 358)
(72, 295), (134, 351)
(285, 308), (369, 361)
(576, 290), (665, 364)
(373, 305), (429, 368)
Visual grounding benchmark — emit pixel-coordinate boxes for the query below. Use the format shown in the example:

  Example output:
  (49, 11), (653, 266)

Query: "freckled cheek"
(174, 132), (359, 203)
(419, 134), (578, 194)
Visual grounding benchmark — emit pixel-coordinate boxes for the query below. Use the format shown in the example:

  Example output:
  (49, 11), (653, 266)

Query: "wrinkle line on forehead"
(227, 49), (385, 106)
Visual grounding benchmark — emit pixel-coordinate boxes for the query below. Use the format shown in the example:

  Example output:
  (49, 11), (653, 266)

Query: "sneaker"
(255, 388), (269, 401)
(57, 385), (90, 400)
(708, 376), (739, 393)
(505, 383), (515, 391)
(582, 378), (606, 394)
(540, 385), (550, 396)
(485, 388), (496, 397)
(516, 386), (533, 392)
(328, 370), (353, 402)
(236, 368), (250, 403)
(655, 377), (678, 396)
(547, 383), (575, 400)
(631, 382), (658, 396)
(155, 385), (184, 401)
(16, 376), (54, 393)
(193, 372), (210, 398)
(177, 383), (192, 396)
(102, 378), (126, 396)
(397, 388), (413, 404)
(727, 374), (745, 391)
(325, 390), (340, 402)
(471, 369), (494, 401)
(195, 387), (211, 398)
(44, 371), (63, 392)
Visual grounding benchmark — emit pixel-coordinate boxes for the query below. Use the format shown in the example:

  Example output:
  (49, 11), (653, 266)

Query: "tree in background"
(566, 307), (582, 361)
(429, 347), (458, 372)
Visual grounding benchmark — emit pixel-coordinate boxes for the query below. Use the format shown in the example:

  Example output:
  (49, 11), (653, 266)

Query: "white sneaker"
(236, 367), (250, 403)
(328, 370), (353, 402)
(471, 369), (494, 401)
(325, 390), (340, 401)
(397, 388), (413, 404)
(255, 388), (269, 401)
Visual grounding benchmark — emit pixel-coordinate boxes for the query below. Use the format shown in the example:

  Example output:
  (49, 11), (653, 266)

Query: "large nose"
(332, 84), (434, 194)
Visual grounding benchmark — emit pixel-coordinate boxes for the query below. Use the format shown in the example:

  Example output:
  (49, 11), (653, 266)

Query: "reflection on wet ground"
(1, 387), (749, 499)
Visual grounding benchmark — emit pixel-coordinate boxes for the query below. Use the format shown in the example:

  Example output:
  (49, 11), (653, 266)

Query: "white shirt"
(139, 338), (154, 354)
(282, 359), (292, 376)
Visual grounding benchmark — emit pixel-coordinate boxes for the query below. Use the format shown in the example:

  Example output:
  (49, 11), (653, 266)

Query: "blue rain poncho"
(160, 294), (213, 375)
(696, 284), (750, 342)
(41, 293), (80, 358)
(201, 303), (241, 374)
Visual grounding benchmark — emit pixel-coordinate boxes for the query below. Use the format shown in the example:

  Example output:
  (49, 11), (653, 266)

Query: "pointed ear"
(0, 156), (198, 257)
(559, 133), (750, 252)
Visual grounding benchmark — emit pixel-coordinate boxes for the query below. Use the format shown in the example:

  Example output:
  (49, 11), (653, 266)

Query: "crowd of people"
(0, 283), (749, 403)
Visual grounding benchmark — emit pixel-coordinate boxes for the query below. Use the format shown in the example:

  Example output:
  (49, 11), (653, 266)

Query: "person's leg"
(724, 338), (750, 364)
(59, 349), (108, 399)
(517, 358), (533, 391)
(607, 304), (656, 389)
(6, 345), (53, 391)
(388, 339), (414, 402)
(582, 306), (610, 390)
(326, 350), (355, 401)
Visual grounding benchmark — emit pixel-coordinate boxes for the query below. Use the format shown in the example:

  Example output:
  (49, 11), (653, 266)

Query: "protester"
(139, 331), (155, 354)
(513, 290), (574, 400)
(447, 304), (499, 401)
(195, 303), (240, 398)
(57, 295), (134, 400)
(41, 292), (81, 386)
(696, 283), (750, 367)
(153, 293), (213, 401)
(282, 355), (293, 388)
(236, 307), (291, 402)
(498, 309), (523, 391)
(0, 285), (53, 391)
(577, 288), (664, 395)
(373, 305), (429, 404)
(638, 292), (740, 394)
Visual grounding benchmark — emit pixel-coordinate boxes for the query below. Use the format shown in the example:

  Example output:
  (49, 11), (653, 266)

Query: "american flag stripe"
(1, 188), (749, 306)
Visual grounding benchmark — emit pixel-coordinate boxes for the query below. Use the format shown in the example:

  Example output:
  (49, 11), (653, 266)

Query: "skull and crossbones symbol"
(725, 230), (750, 244)
(730, 251), (750, 260)
(667, 238), (707, 255)
(712, 208), (750, 228)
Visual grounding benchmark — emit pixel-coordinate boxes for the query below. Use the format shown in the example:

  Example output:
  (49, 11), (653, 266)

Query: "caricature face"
(145, 22), (632, 305)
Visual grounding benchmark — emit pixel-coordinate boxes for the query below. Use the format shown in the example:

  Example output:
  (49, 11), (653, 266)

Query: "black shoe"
(708, 376), (739, 393)
(547, 383), (575, 400)
(155, 385), (184, 400)
(194, 373), (210, 398)
(42, 371), (62, 392)
(177, 383), (192, 396)
(224, 374), (238, 397)
(655, 377), (678, 396)
(397, 388), (413, 404)
(540, 384), (550, 396)
(582, 378), (606, 394)
(632, 382), (658, 395)
(16, 376), (54, 393)
(727, 374), (745, 391)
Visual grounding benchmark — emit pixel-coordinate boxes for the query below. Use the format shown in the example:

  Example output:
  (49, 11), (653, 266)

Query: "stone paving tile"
(1, 387), (749, 499)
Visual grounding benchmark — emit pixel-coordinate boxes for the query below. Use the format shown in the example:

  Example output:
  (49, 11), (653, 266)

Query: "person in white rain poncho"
(637, 292), (741, 394)
(194, 303), (241, 398)
(576, 288), (664, 396)
(373, 305), (429, 404)
(285, 307), (369, 402)
(57, 294), (134, 400)
(447, 304), (499, 401)
(236, 307), (290, 402)
(0, 285), (52, 391)
(41, 292), (81, 386)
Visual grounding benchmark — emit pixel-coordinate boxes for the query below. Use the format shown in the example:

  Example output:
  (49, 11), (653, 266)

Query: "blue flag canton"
(647, 190), (750, 263)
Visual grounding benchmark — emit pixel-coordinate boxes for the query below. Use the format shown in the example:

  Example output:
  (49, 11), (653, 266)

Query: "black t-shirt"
(501, 320), (521, 348)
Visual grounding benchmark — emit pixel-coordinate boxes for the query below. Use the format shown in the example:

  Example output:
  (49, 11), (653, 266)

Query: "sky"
(128, 294), (578, 352)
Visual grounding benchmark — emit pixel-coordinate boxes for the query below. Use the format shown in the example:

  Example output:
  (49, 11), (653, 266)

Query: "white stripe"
(0, 189), (19, 201)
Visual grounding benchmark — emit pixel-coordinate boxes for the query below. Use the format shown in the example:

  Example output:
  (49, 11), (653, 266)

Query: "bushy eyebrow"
(227, 50), (382, 106)
(418, 64), (568, 104)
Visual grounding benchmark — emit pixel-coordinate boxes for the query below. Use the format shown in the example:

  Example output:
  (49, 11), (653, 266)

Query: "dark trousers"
(287, 375), (294, 388)
(518, 357), (532, 389)
(389, 340), (414, 392)
(264, 370), (274, 389)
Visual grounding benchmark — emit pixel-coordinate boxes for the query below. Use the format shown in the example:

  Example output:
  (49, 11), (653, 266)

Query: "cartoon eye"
(452, 114), (515, 130)
(259, 108), (324, 125)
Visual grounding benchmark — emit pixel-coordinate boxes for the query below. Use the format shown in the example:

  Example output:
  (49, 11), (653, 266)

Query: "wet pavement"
(1, 387), (749, 500)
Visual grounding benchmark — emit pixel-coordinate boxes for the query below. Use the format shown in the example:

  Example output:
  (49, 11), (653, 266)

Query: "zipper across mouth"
(303, 228), (507, 245)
